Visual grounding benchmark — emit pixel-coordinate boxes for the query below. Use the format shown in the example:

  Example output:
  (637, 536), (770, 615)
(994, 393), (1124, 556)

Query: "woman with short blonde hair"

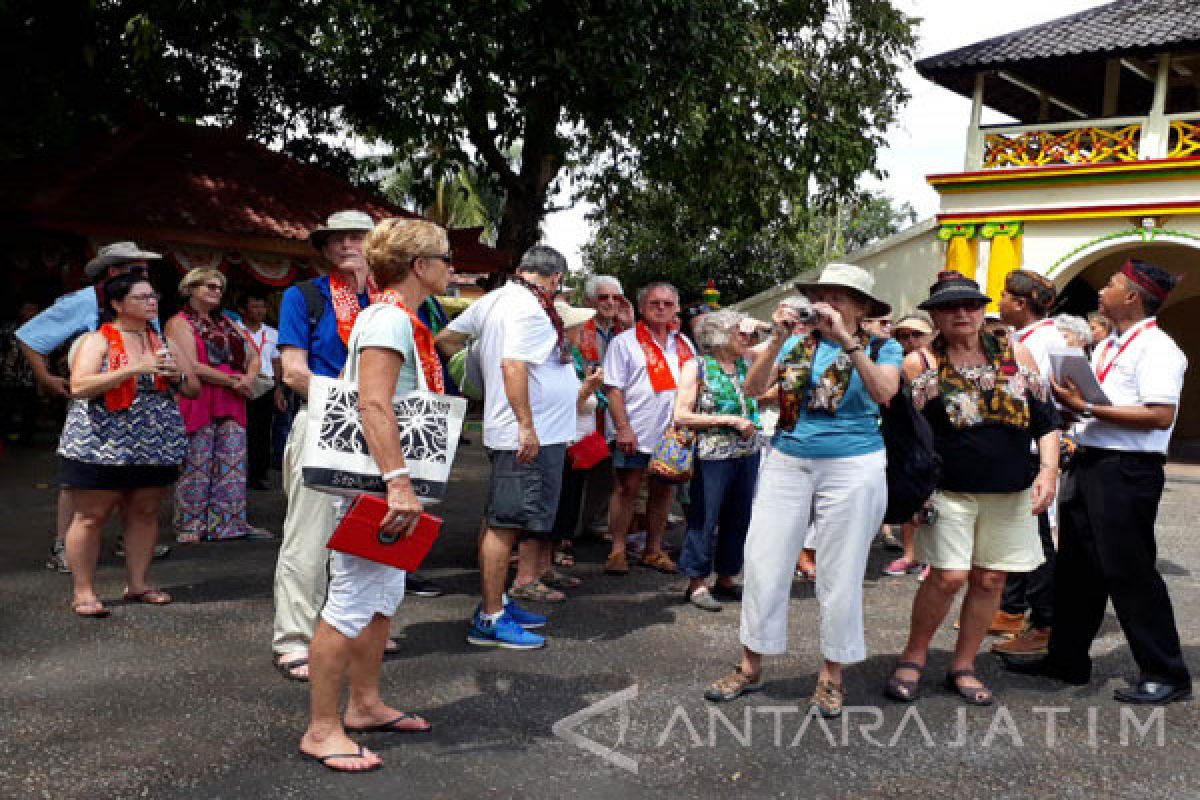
(363, 218), (449, 288)
(165, 266), (268, 541)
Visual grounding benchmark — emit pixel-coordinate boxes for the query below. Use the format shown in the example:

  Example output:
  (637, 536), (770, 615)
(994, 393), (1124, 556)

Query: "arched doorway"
(1049, 234), (1200, 449)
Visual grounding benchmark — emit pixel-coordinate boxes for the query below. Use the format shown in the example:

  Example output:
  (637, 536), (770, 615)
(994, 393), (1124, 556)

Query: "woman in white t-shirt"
(298, 218), (453, 775)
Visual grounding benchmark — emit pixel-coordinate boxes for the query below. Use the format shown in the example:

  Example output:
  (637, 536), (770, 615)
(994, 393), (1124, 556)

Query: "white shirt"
(1015, 318), (1066, 390)
(448, 283), (578, 449)
(1077, 318), (1186, 454)
(603, 327), (693, 453)
(243, 323), (280, 380)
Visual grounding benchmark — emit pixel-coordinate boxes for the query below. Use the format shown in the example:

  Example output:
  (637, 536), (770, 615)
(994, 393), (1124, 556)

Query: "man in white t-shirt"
(240, 293), (285, 490)
(992, 269), (1067, 653)
(1007, 259), (1191, 705)
(437, 246), (579, 650)
(602, 282), (695, 576)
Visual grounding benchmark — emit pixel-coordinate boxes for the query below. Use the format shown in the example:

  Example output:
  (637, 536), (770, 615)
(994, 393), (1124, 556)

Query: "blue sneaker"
(504, 600), (547, 630)
(467, 611), (546, 649)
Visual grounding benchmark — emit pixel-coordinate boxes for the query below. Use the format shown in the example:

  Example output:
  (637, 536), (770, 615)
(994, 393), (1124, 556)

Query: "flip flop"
(344, 712), (432, 734)
(298, 744), (383, 773)
(122, 588), (172, 605)
(944, 669), (994, 706)
(884, 660), (924, 702)
(72, 600), (110, 618)
(274, 655), (309, 682)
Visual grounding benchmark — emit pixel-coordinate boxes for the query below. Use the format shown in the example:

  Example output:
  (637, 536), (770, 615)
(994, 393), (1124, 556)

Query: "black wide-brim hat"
(917, 270), (992, 310)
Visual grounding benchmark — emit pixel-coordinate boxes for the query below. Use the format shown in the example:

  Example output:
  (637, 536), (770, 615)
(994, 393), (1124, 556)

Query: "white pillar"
(965, 73), (986, 170)
(1139, 53), (1172, 159)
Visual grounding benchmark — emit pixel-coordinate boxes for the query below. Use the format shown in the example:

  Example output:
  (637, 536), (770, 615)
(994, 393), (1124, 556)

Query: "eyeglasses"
(645, 300), (678, 308)
(116, 264), (149, 276)
(126, 292), (161, 303)
(416, 252), (454, 265)
(894, 330), (925, 340)
(594, 293), (622, 301)
(199, 281), (225, 292)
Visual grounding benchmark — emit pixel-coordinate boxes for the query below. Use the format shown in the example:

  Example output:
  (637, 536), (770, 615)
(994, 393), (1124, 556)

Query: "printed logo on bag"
(317, 386), (453, 464)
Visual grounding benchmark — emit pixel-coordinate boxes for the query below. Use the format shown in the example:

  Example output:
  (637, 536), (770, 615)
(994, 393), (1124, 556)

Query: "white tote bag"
(300, 306), (468, 502)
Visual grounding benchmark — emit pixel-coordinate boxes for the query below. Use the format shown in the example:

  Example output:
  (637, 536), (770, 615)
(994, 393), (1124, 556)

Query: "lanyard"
(1017, 319), (1053, 344)
(1096, 319), (1156, 383)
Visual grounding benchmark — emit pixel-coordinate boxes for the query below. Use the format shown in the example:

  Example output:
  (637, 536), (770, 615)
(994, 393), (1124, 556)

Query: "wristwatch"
(1078, 402), (1094, 419)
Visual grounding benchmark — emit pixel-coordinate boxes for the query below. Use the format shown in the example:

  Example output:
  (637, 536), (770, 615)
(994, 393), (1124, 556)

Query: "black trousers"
(550, 457), (589, 542)
(1047, 448), (1190, 687)
(246, 391), (276, 484)
(1000, 511), (1056, 628)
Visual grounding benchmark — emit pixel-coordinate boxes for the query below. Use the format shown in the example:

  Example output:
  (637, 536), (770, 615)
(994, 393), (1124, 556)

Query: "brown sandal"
(508, 580), (566, 603)
(123, 588), (172, 605)
(812, 679), (844, 718)
(639, 550), (678, 574)
(944, 669), (994, 706)
(72, 600), (110, 618)
(704, 665), (764, 702)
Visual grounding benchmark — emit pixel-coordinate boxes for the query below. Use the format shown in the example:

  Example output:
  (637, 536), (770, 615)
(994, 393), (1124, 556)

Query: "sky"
(541, 0), (1108, 271)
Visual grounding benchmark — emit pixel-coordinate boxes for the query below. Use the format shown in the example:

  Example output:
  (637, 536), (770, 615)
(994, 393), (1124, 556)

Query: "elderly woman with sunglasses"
(703, 263), (902, 718)
(60, 273), (199, 616)
(165, 268), (267, 542)
(885, 271), (1060, 706)
(672, 309), (762, 612)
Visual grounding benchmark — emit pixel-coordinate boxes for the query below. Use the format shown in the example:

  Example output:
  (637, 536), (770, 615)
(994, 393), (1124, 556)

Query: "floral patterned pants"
(174, 419), (252, 541)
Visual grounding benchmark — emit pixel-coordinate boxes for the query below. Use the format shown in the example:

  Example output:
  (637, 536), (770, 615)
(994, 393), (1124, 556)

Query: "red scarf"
(371, 290), (446, 393)
(636, 321), (695, 392)
(330, 271), (379, 346)
(579, 317), (626, 362)
(100, 323), (169, 411)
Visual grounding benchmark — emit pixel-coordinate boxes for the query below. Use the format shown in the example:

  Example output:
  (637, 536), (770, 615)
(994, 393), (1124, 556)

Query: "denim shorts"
(611, 444), (652, 470)
(485, 444), (566, 536)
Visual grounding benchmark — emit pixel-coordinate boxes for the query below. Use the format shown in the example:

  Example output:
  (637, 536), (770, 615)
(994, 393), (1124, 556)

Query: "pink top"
(174, 314), (248, 434)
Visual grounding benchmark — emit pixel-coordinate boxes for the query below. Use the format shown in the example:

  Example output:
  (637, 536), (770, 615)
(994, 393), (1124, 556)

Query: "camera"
(780, 295), (821, 325)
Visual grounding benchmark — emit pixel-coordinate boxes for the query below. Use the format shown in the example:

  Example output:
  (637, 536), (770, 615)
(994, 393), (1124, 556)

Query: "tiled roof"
(918, 0), (1200, 73)
(0, 118), (510, 271)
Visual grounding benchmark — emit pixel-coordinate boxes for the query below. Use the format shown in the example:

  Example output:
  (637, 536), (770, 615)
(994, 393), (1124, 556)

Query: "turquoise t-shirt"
(772, 334), (904, 459)
(350, 305), (419, 392)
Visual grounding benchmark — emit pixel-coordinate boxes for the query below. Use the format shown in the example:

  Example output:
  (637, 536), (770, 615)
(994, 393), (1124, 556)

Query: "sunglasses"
(416, 252), (454, 265)
(894, 330), (925, 339)
(200, 281), (225, 292)
(934, 300), (987, 313)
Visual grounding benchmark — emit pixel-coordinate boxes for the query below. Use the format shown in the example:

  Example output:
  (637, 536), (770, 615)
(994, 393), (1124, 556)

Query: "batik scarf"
(181, 306), (246, 372)
(100, 323), (169, 411)
(910, 329), (1044, 430)
(370, 289), (445, 393)
(330, 271), (379, 346)
(776, 331), (871, 430)
(509, 273), (571, 364)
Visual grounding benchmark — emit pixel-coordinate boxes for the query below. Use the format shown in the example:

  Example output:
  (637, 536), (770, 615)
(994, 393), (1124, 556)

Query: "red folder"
(326, 494), (442, 572)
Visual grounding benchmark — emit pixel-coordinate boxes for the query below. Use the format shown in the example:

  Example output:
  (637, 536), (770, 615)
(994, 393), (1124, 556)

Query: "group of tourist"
(12, 206), (1191, 773)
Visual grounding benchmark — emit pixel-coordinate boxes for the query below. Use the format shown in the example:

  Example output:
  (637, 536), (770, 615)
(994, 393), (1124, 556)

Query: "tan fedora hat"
(84, 241), (162, 279)
(308, 210), (375, 249)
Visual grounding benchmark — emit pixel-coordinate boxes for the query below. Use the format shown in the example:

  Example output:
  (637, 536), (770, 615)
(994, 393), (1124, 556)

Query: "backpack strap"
(298, 279), (326, 334)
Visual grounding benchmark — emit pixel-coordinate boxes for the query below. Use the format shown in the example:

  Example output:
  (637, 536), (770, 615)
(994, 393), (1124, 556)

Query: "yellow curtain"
(982, 222), (1024, 310)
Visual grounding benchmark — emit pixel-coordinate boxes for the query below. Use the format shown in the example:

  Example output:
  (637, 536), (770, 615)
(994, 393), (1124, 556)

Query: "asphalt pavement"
(2, 441), (1199, 799)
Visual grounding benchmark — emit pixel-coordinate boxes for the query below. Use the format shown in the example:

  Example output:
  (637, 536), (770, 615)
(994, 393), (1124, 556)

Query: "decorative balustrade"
(1168, 118), (1200, 159)
(983, 121), (1142, 168)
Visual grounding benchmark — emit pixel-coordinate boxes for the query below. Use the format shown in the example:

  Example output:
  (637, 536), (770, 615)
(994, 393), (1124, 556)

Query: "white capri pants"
(740, 448), (887, 663)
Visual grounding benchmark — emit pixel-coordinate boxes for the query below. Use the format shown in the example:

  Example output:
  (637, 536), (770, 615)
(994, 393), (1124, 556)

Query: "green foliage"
(584, 189), (917, 304)
(3, 0), (915, 271)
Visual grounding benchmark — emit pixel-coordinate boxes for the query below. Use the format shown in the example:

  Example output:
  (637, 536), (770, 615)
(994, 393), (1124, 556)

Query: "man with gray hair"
(602, 281), (695, 575)
(437, 245), (581, 648)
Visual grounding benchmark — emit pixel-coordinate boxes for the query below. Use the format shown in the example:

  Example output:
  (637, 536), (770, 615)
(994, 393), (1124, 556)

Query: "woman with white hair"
(671, 309), (762, 611)
(1053, 314), (1092, 349)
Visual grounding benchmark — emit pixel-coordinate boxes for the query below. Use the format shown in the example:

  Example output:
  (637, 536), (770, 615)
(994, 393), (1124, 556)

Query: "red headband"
(1120, 260), (1171, 302)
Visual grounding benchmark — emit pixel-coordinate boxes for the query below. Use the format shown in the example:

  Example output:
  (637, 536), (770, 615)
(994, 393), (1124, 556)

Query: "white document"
(1047, 347), (1111, 406)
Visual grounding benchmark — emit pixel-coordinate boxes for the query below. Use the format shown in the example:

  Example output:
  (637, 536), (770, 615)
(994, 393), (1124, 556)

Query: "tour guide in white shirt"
(1006, 259), (1191, 705)
(601, 281), (695, 576)
(437, 245), (578, 650)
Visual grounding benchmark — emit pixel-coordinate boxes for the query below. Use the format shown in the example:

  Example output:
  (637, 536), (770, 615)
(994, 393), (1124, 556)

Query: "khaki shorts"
(916, 488), (1044, 572)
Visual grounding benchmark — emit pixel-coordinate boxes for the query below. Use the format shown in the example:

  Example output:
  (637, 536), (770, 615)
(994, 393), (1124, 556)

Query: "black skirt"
(58, 457), (180, 490)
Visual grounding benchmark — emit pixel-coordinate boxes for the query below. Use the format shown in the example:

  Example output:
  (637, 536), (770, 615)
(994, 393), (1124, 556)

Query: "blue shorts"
(611, 445), (652, 471)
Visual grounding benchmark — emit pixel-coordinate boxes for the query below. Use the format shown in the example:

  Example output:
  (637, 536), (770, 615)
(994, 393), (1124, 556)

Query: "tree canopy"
(3, 1), (916, 269)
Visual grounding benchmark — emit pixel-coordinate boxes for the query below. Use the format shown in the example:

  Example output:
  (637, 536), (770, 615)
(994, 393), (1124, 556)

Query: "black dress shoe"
(406, 574), (445, 597)
(1113, 680), (1192, 705)
(710, 583), (742, 602)
(1000, 655), (1089, 686)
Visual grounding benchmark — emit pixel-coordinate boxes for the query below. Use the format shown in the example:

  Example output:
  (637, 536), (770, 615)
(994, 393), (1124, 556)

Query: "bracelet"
(844, 344), (864, 355)
(1039, 462), (1060, 473)
(381, 468), (410, 482)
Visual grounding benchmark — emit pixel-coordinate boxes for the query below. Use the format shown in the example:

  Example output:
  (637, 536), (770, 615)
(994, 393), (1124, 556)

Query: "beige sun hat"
(84, 241), (162, 279)
(555, 300), (597, 329)
(892, 313), (934, 336)
(793, 262), (891, 318)
(308, 210), (376, 249)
